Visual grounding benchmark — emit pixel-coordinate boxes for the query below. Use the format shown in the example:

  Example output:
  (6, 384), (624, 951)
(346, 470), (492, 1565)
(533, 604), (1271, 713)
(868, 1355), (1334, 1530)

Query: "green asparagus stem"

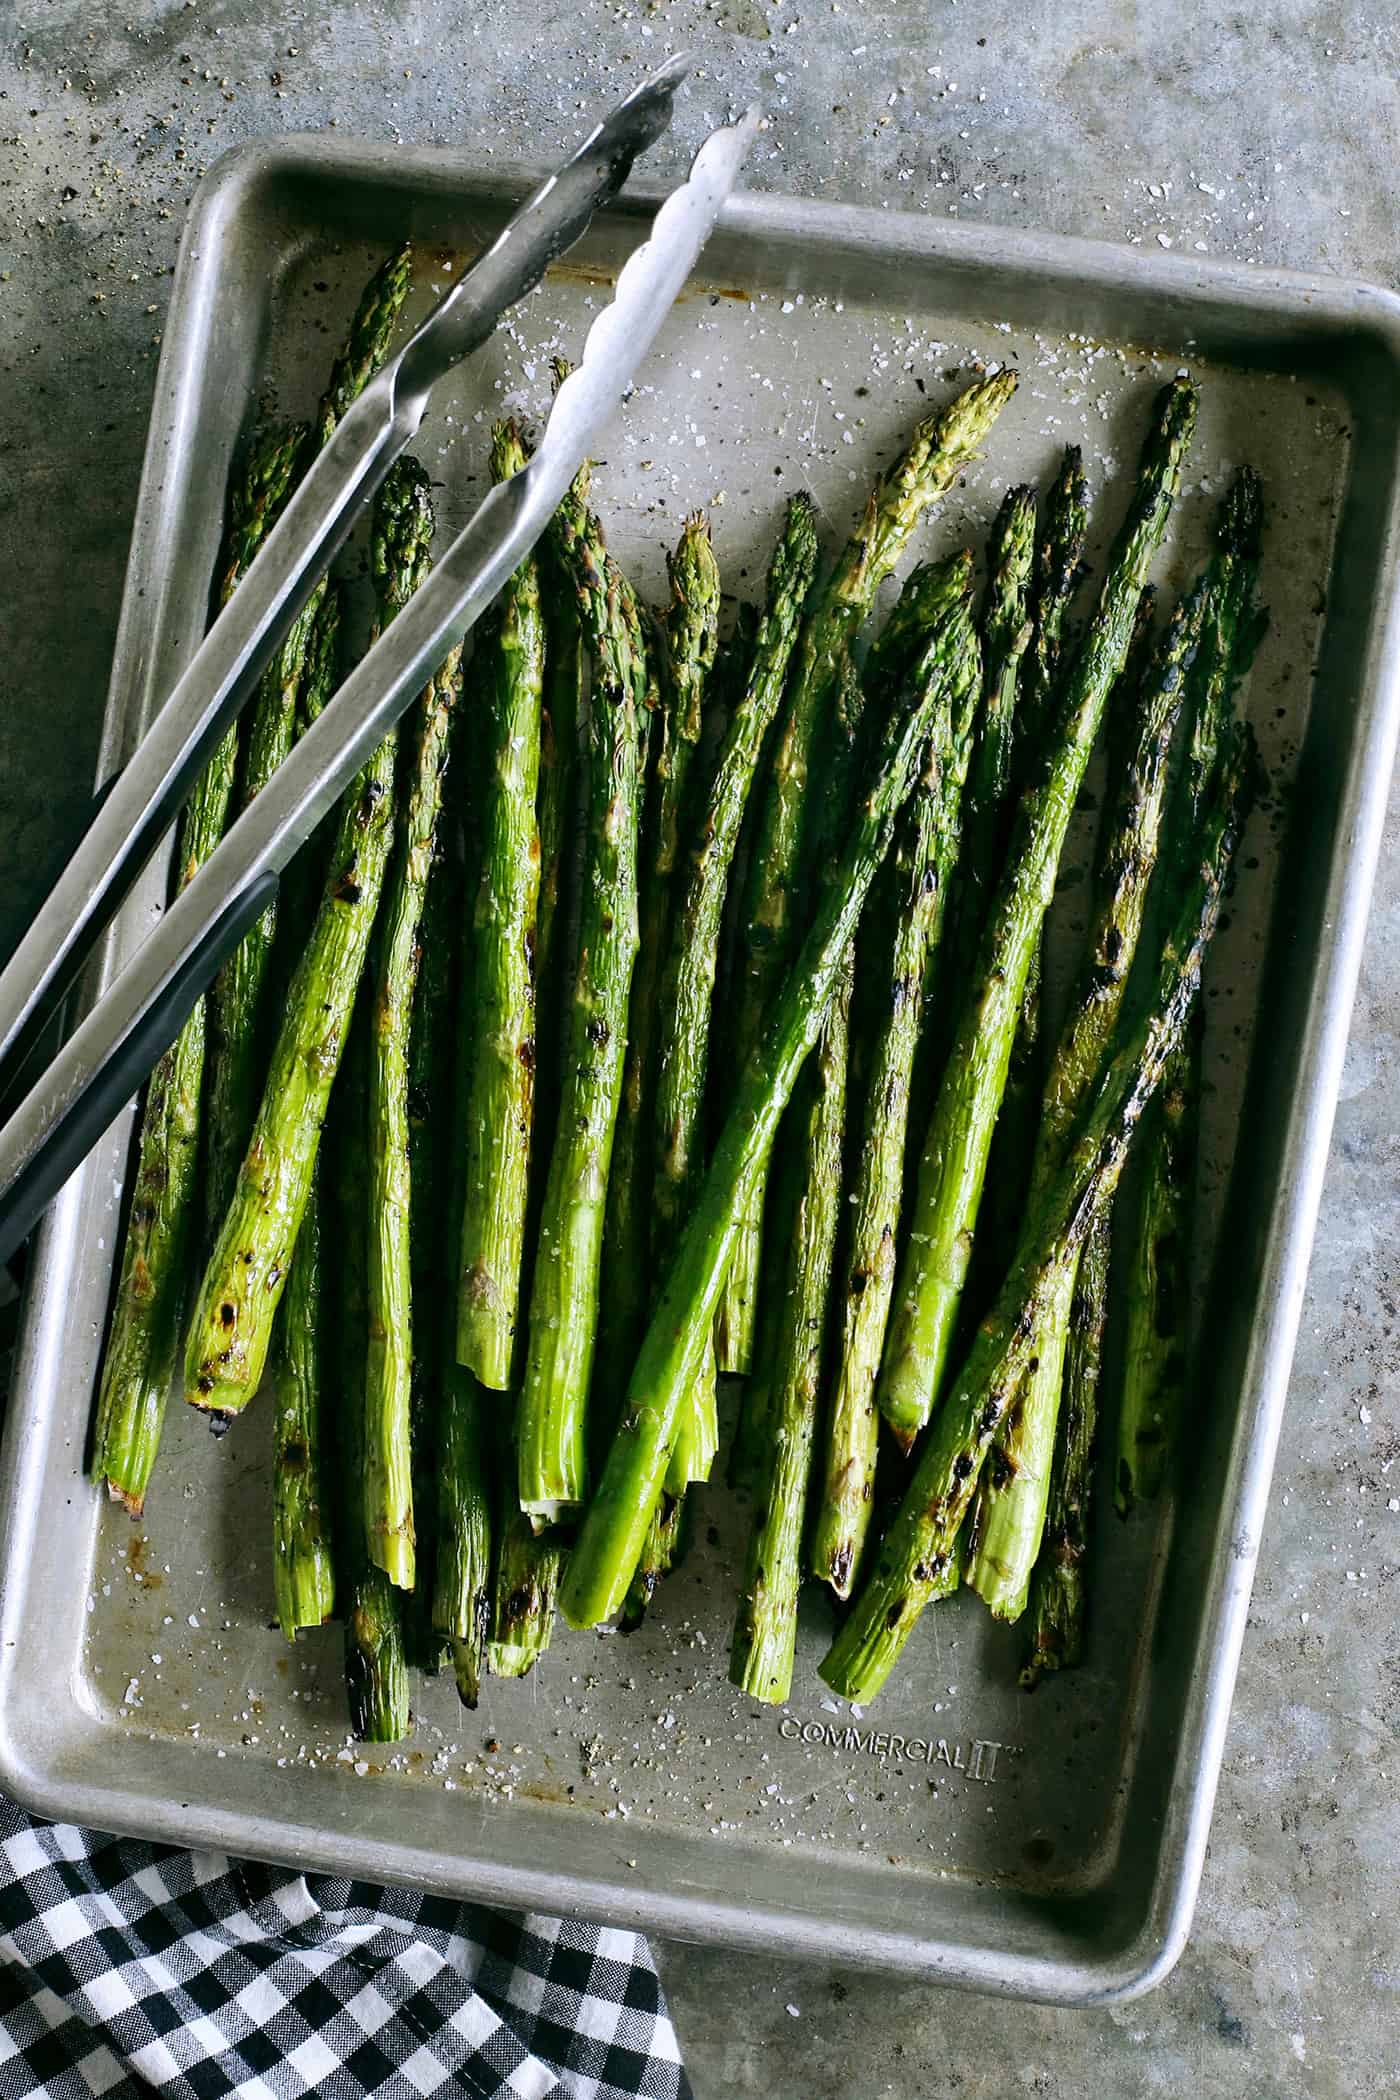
(183, 460), (435, 1419)
(621, 1492), (687, 1631)
(456, 422), (547, 1390)
(716, 369), (1018, 1374)
(729, 958), (852, 1700)
(265, 593), (348, 1637)
(559, 594), (960, 1631)
(314, 243), (413, 446)
(822, 721), (1255, 1701)
(203, 250), (413, 1224)
(962, 455), (1094, 1294)
(92, 424), (305, 1512)
(645, 505), (818, 1539)
(535, 585), (586, 1076)
(1020, 1199), (1111, 1686)
(270, 1163), (334, 1638)
(964, 577), (1207, 1619)
(515, 485), (646, 1522)
(1023, 446), (1090, 743)
(332, 995), (409, 1743)
(1117, 469), (1266, 1511)
(598, 516), (721, 1420)
(365, 639), (463, 1591)
(876, 379), (1198, 1452)
(948, 486), (1037, 960)
(653, 497), (819, 1256)
(811, 579), (983, 1597)
(488, 1510), (565, 1677)
(267, 585), (349, 1640)
(414, 780), (491, 1703)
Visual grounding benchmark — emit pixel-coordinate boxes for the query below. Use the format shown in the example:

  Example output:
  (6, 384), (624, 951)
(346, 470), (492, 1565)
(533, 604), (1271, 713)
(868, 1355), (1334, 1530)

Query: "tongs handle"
(0, 99), (759, 1266)
(0, 55), (690, 1115)
(0, 875), (280, 1270)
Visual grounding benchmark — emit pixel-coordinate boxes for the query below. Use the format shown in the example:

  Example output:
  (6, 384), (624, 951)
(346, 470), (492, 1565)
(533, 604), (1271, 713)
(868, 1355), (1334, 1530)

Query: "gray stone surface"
(2, 3), (1397, 2093)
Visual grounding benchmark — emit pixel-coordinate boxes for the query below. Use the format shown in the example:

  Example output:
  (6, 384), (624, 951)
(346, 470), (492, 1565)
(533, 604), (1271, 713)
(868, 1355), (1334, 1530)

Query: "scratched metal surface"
(2, 144), (1389, 1997)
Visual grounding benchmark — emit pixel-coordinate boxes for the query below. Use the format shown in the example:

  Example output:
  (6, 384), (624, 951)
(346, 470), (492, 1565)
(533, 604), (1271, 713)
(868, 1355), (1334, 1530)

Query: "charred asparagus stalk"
(488, 1511), (564, 1677)
(203, 246), (413, 1223)
(811, 568), (983, 1599)
(822, 720), (1255, 1702)
(560, 589), (962, 1631)
(419, 772), (492, 1704)
(876, 379), (1198, 1451)
(964, 576), (1208, 1620)
(183, 460), (435, 1420)
(1020, 1201), (1110, 1685)
(270, 1166), (334, 1638)
(332, 994), (409, 1744)
(92, 423), (304, 1512)
(653, 498), (819, 1259)
(456, 421), (547, 1391)
(966, 456), (1094, 1294)
(1116, 468), (1267, 1510)
(515, 481), (646, 1523)
(267, 587), (346, 1641)
(716, 369), (1019, 1374)
(598, 515), (720, 1418)
(364, 634), (464, 1591)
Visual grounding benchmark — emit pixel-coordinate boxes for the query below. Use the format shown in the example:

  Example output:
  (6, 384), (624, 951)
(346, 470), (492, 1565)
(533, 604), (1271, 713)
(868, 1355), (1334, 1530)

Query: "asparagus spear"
(267, 588), (346, 1640)
(945, 487), (1037, 969)
(456, 422), (547, 1390)
(203, 248), (413, 1224)
(653, 497), (819, 1256)
(963, 576), (1207, 1619)
(1023, 446), (1090, 743)
(364, 636), (463, 1591)
(91, 424), (305, 1512)
(1116, 469), (1266, 1511)
(735, 564), (980, 1692)
(598, 516), (721, 1409)
(726, 554), (971, 1497)
(811, 575), (983, 1598)
(716, 369), (1019, 1374)
(314, 242), (413, 445)
(331, 999), (410, 1743)
(417, 779), (492, 1703)
(515, 483), (647, 1523)
(962, 456), (1094, 1287)
(821, 720), (1255, 1702)
(270, 1165), (334, 1638)
(621, 1491), (687, 1631)
(1020, 1200), (1110, 1686)
(729, 958), (852, 1700)
(876, 378), (1198, 1451)
(559, 587), (961, 1631)
(535, 578), (586, 1100)
(488, 1511), (564, 1677)
(183, 460), (435, 1419)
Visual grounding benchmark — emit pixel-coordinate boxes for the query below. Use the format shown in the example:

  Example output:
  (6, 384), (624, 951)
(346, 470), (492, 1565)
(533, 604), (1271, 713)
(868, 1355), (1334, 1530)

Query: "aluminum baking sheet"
(2, 138), (1399, 2004)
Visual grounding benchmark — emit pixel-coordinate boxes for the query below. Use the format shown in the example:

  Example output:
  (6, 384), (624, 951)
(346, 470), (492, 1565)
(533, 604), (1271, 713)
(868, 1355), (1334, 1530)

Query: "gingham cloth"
(0, 1798), (689, 2100)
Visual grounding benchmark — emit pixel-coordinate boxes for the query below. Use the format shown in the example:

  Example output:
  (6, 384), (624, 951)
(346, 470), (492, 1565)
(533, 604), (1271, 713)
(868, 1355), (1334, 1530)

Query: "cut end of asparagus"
(521, 1497), (576, 1529)
(368, 1531), (417, 1593)
(275, 1547), (335, 1644)
(451, 1639), (482, 1710)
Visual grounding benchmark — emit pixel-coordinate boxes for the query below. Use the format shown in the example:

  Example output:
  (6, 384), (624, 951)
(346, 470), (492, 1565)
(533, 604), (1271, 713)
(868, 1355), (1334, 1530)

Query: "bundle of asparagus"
(90, 254), (1269, 1741)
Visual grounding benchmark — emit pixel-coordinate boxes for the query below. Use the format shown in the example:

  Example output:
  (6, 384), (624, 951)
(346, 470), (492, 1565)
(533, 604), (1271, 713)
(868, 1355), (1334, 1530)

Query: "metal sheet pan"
(2, 137), (1399, 2005)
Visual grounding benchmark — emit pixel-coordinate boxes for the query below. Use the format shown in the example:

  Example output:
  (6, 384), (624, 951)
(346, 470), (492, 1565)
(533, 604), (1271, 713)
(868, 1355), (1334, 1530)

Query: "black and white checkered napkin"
(0, 1797), (690, 2099)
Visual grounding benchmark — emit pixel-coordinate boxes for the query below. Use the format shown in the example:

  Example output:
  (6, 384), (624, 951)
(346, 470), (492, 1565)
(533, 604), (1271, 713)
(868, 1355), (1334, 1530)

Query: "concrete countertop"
(2, 4), (1397, 2093)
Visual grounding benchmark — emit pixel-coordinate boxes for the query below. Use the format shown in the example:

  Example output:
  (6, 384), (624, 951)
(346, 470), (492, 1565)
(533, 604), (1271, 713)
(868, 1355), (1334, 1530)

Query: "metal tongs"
(0, 62), (757, 1263)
